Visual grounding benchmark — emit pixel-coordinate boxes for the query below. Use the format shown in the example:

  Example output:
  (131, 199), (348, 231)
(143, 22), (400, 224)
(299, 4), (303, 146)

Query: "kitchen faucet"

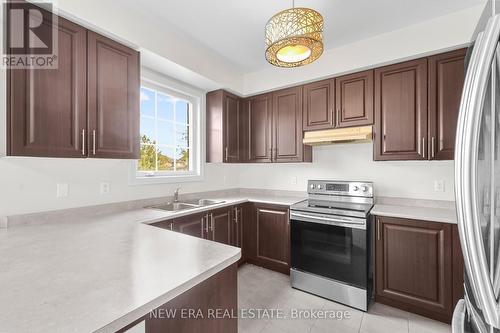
(173, 187), (181, 203)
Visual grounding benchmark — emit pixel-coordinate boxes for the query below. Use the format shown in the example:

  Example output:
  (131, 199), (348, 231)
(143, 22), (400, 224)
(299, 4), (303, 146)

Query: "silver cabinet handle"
(81, 129), (86, 156)
(431, 136), (436, 158)
(422, 137), (426, 159)
(455, 15), (500, 328)
(170, 222), (173, 231)
(225, 146), (228, 162)
(92, 130), (96, 155)
(210, 213), (214, 231)
(377, 219), (381, 241)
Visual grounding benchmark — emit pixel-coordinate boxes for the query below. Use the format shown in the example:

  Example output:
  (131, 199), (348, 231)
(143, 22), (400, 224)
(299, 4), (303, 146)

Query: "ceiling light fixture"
(265, 0), (324, 68)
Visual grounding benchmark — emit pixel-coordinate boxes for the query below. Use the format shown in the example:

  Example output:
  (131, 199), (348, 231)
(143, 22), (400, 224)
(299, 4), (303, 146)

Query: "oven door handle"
(290, 212), (366, 230)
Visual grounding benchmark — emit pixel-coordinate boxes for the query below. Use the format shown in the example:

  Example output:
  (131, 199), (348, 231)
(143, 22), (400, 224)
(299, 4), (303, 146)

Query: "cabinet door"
(209, 208), (232, 245)
(224, 92), (241, 163)
(255, 204), (290, 274)
(172, 213), (207, 239)
(374, 59), (428, 160)
(303, 79), (335, 130)
(452, 225), (464, 309)
(150, 219), (173, 231)
(336, 70), (374, 128)
(87, 31), (140, 159)
(8, 13), (87, 157)
(375, 216), (453, 322)
(428, 49), (466, 160)
(273, 86), (309, 162)
(243, 94), (273, 162)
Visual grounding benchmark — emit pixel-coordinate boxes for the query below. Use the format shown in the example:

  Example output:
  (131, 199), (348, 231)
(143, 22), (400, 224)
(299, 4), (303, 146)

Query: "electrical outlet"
(434, 180), (445, 192)
(56, 183), (69, 198)
(291, 176), (297, 185)
(100, 182), (110, 195)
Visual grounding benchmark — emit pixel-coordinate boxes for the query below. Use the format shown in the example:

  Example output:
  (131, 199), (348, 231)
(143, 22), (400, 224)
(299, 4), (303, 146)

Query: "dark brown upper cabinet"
(428, 49), (466, 160)
(7, 14), (87, 158)
(242, 93), (273, 163)
(87, 31), (140, 159)
(302, 79), (335, 130)
(335, 70), (374, 128)
(374, 58), (428, 161)
(7, 8), (140, 159)
(206, 90), (242, 163)
(272, 86), (311, 162)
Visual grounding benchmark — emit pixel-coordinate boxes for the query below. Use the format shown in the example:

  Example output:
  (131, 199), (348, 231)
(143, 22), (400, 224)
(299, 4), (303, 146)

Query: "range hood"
(303, 126), (373, 146)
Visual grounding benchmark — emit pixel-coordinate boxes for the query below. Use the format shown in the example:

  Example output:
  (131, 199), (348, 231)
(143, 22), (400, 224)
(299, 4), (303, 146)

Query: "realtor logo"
(2, 0), (58, 68)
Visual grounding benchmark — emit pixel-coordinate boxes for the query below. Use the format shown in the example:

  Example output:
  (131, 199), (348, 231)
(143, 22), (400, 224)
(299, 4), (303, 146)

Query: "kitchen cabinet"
(7, 13), (87, 157)
(335, 70), (374, 128)
(246, 203), (290, 275)
(172, 213), (206, 239)
(7, 9), (140, 159)
(302, 79), (335, 130)
(206, 90), (242, 163)
(272, 86), (311, 162)
(375, 216), (461, 323)
(87, 31), (140, 159)
(374, 58), (428, 161)
(452, 225), (464, 309)
(242, 93), (273, 162)
(428, 49), (466, 160)
(207, 207), (232, 245)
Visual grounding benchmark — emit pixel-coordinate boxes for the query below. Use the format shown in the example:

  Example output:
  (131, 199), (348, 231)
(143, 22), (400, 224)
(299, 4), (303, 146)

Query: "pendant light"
(265, 0), (324, 68)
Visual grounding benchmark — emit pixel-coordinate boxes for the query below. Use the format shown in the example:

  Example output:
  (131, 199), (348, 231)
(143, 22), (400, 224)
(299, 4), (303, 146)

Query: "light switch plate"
(56, 183), (69, 198)
(434, 180), (445, 192)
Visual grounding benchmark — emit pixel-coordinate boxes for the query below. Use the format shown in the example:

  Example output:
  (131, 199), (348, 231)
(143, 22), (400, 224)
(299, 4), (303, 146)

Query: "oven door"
(290, 211), (368, 289)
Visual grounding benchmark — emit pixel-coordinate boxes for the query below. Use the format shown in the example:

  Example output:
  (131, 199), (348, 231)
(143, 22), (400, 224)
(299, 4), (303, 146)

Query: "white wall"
(0, 158), (240, 216)
(236, 143), (455, 201)
(243, 4), (484, 95)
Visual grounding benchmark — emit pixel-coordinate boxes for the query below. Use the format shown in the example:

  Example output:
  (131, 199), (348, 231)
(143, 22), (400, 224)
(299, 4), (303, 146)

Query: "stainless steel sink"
(150, 202), (200, 212)
(148, 199), (225, 212)
(185, 199), (225, 206)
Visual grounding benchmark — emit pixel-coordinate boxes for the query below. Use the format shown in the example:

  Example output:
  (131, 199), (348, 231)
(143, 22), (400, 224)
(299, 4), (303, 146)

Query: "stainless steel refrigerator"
(454, 2), (500, 332)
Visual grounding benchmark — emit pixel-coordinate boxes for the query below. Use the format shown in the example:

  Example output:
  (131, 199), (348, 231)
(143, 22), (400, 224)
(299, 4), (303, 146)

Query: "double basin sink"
(149, 199), (226, 212)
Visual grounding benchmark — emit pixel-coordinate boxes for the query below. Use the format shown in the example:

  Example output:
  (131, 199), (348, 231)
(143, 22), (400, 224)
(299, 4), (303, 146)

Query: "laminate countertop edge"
(371, 204), (458, 224)
(99, 251), (241, 333)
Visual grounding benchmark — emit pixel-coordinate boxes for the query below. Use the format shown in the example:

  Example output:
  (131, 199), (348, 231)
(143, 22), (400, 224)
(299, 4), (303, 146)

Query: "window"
(135, 76), (201, 182)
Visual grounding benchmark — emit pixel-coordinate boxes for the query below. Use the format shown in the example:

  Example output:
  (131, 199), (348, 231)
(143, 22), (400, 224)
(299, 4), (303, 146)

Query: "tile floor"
(238, 264), (451, 333)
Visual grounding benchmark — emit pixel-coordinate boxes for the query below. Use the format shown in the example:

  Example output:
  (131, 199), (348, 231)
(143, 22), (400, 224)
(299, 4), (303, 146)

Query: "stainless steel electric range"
(290, 180), (374, 311)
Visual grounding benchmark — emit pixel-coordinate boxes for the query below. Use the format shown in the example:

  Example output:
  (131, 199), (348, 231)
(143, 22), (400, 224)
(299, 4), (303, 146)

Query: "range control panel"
(308, 180), (373, 198)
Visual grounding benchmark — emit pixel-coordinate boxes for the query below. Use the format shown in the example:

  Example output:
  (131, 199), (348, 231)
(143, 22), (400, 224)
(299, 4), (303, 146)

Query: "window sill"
(128, 173), (203, 186)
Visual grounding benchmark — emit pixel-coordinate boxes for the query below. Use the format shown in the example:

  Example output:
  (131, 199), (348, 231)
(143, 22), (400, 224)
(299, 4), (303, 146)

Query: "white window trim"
(129, 68), (205, 185)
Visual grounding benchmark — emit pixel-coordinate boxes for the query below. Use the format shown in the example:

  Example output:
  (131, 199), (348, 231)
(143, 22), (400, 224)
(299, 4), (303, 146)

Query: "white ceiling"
(121, 0), (485, 73)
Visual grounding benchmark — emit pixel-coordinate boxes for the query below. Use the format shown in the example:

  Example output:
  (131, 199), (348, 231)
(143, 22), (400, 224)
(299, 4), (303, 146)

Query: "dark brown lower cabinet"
(245, 203), (290, 275)
(208, 208), (232, 245)
(172, 213), (206, 239)
(117, 264), (237, 333)
(375, 216), (463, 323)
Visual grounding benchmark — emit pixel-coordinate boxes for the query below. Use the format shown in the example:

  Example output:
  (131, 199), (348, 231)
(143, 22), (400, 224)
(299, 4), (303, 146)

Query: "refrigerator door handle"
(455, 14), (500, 328)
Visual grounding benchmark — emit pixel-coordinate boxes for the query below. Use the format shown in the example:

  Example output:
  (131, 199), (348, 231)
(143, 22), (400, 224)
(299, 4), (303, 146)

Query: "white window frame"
(129, 69), (204, 185)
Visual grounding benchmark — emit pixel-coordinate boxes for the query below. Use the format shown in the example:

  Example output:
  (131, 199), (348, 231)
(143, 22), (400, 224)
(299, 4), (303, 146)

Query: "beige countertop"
(371, 197), (457, 224)
(0, 190), (305, 333)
